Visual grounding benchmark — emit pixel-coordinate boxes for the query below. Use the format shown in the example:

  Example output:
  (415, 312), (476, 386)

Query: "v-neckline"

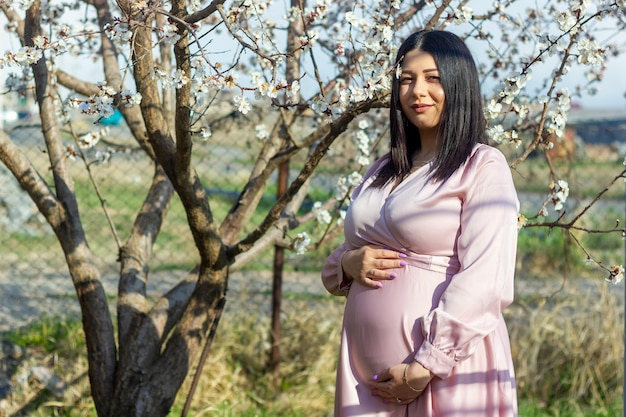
(387, 161), (432, 196)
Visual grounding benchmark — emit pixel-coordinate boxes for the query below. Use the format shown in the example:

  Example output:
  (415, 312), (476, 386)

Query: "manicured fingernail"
(389, 273), (397, 279)
(398, 253), (407, 258)
(375, 283), (383, 289)
(399, 261), (407, 267)
(372, 374), (379, 381)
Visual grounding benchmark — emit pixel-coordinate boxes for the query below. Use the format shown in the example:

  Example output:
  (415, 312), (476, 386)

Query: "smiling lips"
(412, 103), (432, 113)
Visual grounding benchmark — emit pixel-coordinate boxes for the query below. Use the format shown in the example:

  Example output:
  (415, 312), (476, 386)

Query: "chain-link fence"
(0, 109), (391, 328)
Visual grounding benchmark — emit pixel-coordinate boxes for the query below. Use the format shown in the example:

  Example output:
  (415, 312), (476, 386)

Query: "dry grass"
(508, 280), (623, 414)
(1, 279), (623, 417)
(173, 297), (343, 416)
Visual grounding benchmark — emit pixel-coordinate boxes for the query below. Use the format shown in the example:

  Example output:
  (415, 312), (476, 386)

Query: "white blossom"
(233, 95), (251, 114)
(313, 202), (332, 225)
(172, 70), (189, 89)
(487, 124), (505, 144)
(550, 180), (570, 211)
(291, 232), (311, 255)
(347, 171), (362, 187)
(547, 88), (571, 138)
(159, 24), (181, 44)
(336, 42), (345, 56)
(14, 0), (35, 10)
(11, 47), (43, 66)
(454, 6), (473, 25)
(498, 72), (531, 104)
(75, 83), (119, 118)
(484, 100), (502, 120)
(357, 155), (370, 166)
(255, 124), (270, 140)
(94, 148), (114, 164)
(606, 265), (624, 284)
(104, 20), (132, 43)
(512, 102), (530, 121)
(349, 86), (368, 103)
(78, 127), (109, 149)
(395, 63), (402, 80)
(120, 90), (142, 107)
(576, 37), (604, 66)
(355, 130), (370, 155)
(286, 80), (300, 99)
(556, 10), (578, 32)
(569, 0), (590, 15)
(344, 12), (359, 26)
(65, 144), (77, 161)
(199, 127), (212, 140)
(299, 31), (319, 50)
(381, 26), (393, 42)
(285, 6), (301, 21)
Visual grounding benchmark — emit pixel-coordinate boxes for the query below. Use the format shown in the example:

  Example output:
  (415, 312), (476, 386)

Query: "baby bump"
(343, 264), (452, 381)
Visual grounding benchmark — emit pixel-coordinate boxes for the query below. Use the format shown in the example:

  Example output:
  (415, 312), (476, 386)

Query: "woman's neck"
(413, 136), (440, 164)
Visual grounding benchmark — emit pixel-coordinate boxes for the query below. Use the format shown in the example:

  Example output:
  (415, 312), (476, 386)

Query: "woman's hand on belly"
(342, 244), (408, 289)
(368, 361), (433, 405)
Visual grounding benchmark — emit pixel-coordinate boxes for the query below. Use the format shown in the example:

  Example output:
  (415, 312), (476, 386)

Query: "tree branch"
(230, 98), (385, 257)
(0, 130), (61, 225)
(25, 2), (116, 415)
(172, 0), (194, 180)
(118, 165), (174, 348)
(185, 0), (226, 24)
(525, 167), (626, 231)
(0, 4), (24, 41)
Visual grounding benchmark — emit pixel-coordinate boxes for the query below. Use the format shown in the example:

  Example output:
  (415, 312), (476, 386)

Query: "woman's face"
(398, 49), (445, 139)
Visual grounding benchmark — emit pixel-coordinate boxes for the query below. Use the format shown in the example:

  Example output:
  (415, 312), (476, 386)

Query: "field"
(0, 115), (625, 416)
(0, 275), (623, 417)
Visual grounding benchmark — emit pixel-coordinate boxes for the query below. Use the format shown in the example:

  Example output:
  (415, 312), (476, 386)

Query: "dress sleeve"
(320, 156), (389, 297)
(413, 148), (519, 378)
(321, 242), (352, 296)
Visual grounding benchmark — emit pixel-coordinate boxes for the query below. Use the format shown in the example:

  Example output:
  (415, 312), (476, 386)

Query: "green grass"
(511, 158), (624, 199)
(5, 129), (624, 275)
(3, 282), (623, 417)
(518, 398), (623, 417)
(5, 315), (85, 355)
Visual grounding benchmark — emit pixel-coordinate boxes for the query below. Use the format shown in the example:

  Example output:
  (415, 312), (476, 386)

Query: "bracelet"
(402, 364), (421, 393)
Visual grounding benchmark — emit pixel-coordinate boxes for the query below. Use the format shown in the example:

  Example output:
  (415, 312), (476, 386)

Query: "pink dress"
(322, 144), (519, 417)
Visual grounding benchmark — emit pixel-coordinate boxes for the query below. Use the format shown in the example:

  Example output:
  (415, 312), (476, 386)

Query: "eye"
(399, 76), (413, 84)
(426, 75), (441, 83)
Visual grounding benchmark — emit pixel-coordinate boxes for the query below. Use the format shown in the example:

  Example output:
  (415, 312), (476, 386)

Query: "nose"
(411, 77), (427, 97)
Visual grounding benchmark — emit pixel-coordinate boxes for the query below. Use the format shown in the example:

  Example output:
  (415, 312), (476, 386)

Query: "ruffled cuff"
(413, 340), (457, 379)
(336, 251), (352, 293)
(321, 244), (352, 296)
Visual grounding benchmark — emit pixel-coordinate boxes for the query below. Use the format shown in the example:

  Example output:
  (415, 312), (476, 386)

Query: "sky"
(484, 41), (626, 111)
(0, 2), (625, 114)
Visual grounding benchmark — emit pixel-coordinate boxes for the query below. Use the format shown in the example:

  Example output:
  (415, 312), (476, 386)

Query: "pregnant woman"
(322, 29), (519, 417)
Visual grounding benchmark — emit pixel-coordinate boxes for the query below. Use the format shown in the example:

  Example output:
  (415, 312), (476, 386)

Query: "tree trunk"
(109, 266), (229, 417)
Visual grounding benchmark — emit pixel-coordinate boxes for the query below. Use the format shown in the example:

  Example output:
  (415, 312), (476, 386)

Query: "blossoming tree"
(0, 0), (624, 416)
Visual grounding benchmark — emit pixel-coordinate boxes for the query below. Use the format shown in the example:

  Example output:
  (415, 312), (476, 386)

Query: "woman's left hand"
(369, 362), (432, 405)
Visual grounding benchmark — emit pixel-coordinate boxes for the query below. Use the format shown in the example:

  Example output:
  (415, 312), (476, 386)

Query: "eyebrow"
(401, 68), (439, 74)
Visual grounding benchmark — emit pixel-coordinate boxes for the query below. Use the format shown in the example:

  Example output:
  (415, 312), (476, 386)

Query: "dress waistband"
(403, 253), (460, 274)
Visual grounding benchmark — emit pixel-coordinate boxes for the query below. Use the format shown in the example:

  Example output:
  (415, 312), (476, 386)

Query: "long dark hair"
(372, 29), (487, 188)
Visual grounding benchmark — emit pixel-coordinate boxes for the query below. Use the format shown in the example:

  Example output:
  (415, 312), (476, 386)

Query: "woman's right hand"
(341, 245), (408, 289)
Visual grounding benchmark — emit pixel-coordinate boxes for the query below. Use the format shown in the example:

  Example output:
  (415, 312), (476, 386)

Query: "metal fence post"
(270, 160), (289, 389)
